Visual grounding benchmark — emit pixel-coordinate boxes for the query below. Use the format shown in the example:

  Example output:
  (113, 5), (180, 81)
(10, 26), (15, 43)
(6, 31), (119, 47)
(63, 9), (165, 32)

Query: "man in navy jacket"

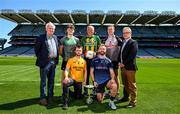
(118, 27), (138, 108)
(35, 22), (59, 106)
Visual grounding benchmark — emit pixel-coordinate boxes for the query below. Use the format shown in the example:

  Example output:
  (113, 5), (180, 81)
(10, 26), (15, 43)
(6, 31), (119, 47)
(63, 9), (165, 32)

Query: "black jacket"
(118, 39), (138, 71)
(34, 34), (59, 67)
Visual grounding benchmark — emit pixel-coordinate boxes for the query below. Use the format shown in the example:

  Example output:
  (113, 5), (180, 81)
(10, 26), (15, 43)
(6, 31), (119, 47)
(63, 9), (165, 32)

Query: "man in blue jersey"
(90, 44), (117, 110)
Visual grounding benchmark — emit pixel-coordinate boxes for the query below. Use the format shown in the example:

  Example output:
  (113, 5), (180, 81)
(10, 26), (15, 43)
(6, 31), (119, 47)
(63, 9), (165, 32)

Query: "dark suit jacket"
(118, 39), (138, 71)
(34, 34), (59, 68)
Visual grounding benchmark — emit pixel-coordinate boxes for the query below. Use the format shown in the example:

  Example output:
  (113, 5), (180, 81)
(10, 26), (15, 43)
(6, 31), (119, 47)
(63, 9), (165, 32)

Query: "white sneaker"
(109, 100), (117, 110)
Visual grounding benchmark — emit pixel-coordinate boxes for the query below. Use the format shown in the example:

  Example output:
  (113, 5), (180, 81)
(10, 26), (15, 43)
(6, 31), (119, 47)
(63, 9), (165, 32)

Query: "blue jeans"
(40, 61), (56, 99)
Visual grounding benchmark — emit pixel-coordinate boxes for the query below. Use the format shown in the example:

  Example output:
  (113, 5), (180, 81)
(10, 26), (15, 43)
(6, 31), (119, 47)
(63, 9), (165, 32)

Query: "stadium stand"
(0, 46), (32, 56)
(143, 48), (173, 58)
(0, 9), (180, 58)
(159, 48), (180, 58)
(137, 48), (155, 58)
(0, 38), (7, 50)
(20, 47), (35, 56)
(0, 46), (15, 54)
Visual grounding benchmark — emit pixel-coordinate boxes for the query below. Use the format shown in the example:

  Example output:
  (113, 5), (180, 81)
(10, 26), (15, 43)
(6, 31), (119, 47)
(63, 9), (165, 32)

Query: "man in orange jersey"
(62, 45), (87, 110)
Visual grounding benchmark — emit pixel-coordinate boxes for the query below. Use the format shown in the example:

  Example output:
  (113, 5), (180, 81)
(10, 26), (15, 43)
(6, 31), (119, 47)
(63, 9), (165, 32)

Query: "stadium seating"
(7, 24), (180, 38)
(0, 46), (32, 56)
(1, 46), (180, 58)
(0, 46), (15, 54)
(143, 48), (173, 58)
(2, 24), (180, 58)
(1, 9), (180, 58)
(21, 47), (35, 56)
(137, 48), (155, 58)
(159, 48), (180, 58)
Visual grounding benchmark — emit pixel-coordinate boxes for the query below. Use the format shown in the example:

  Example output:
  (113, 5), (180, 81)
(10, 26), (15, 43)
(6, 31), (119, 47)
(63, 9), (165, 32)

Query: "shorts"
(96, 80), (110, 93)
(61, 61), (67, 70)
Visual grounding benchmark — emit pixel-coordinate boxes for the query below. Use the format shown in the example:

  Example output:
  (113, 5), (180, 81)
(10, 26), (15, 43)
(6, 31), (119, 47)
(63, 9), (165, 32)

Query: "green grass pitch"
(0, 56), (180, 114)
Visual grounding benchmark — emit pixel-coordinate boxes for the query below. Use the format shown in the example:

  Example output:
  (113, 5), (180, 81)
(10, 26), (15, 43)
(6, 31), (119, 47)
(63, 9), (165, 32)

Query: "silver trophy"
(84, 85), (94, 104)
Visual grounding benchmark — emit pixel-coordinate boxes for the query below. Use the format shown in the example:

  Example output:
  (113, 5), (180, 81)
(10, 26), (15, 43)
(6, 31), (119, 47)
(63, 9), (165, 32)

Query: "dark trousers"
(84, 58), (92, 94)
(62, 78), (82, 104)
(40, 61), (56, 100)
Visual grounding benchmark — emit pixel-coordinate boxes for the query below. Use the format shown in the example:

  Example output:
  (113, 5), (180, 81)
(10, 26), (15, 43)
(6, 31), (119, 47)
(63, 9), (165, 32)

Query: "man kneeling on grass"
(62, 45), (87, 110)
(90, 44), (117, 110)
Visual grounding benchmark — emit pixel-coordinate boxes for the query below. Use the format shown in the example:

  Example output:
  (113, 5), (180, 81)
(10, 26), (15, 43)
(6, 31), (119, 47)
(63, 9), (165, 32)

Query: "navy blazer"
(34, 34), (59, 67)
(118, 39), (138, 71)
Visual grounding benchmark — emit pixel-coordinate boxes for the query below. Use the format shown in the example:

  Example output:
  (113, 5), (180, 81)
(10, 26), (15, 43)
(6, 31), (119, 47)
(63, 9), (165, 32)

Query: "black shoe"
(48, 97), (53, 104)
(126, 103), (136, 108)
(62, 103), (68, 110)
(118, 97), (129, 103)
(39, 99), (48, 106)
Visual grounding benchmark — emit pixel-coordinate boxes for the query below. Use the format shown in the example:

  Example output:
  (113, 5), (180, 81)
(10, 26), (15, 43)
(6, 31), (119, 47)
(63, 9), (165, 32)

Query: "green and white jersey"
(81, 35), (101, 56)
(60, 36), (79, 61)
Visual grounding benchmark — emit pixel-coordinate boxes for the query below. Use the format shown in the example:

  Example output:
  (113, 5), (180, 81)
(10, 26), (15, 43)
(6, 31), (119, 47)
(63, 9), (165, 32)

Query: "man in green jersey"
(81, 25), (101, 95)
(59, 24), (79, 89)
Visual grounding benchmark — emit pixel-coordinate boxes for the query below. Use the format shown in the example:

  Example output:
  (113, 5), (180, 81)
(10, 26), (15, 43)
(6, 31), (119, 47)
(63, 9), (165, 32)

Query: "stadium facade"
(0, 9), (180, 58)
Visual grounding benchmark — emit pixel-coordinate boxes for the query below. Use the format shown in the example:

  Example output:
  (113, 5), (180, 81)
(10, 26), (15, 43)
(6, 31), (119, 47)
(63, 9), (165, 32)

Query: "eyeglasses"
(123, 32), (131, 34)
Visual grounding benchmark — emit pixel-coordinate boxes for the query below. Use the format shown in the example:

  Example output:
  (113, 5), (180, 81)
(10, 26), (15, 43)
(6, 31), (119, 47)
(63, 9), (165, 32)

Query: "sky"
(0, 0), (180, 47)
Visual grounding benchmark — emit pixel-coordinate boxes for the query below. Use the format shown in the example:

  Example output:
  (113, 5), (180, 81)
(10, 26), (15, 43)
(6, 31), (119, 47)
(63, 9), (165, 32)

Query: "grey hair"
(45, 22), (56, 29)
(87, 25), (94, 30)
(123, 27), (132, 33)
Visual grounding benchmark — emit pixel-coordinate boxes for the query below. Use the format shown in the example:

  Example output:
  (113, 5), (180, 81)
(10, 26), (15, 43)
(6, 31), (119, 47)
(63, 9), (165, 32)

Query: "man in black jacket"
(35, 22), (59, 106)
(118, 27), (138, 108)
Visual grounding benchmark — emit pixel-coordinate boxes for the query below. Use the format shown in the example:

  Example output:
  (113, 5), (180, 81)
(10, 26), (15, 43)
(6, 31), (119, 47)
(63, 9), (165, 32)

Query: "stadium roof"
(1, 9), (180, 25)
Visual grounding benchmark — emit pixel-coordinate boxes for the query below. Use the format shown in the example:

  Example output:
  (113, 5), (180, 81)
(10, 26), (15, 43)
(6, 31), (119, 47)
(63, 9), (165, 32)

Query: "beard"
(99, 51), (105, 56)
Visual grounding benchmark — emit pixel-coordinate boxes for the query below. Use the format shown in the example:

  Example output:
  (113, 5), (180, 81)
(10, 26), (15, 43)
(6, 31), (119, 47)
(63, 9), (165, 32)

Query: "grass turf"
(0, 56), (180, 114)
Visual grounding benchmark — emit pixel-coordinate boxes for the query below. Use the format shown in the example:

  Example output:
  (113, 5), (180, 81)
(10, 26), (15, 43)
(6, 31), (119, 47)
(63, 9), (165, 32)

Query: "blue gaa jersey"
(91, 56), (113, 84)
